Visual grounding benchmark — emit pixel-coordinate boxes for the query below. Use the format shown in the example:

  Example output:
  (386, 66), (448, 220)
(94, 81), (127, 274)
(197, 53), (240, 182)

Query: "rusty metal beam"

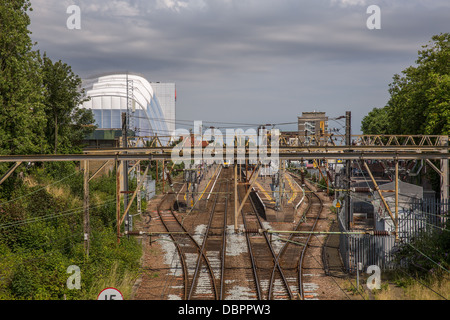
(88, 160), (111, 182)
(127, 160), (141, 175)
(0, 162), (22, 185)
(0, 151), (448, 163)
(236, 164), (261, 226)
(85, 145), (449, 154)
(119, 165), (149, 227)
(363, 161), (397, 231)
(425, 159), (444, 175)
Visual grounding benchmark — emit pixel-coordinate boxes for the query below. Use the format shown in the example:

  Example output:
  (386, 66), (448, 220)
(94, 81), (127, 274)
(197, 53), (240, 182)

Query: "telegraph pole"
(83, 160), (90, 258)
(345, 111), (352, 229)
(121, 113), (130, 234)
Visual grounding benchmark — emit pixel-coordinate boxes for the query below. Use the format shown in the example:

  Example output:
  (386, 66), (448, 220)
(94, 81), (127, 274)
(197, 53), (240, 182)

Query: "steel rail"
(238, 184), (263, 300)
(267, 179), (313, 300)
(247, 188), (294, 300)
(156, 193), (189, 300)
(238, 175), (292, 300)
(187, 177), (222, 300)
(157, 192), (217, 300)
(296, 181), (324, 300)
(220, 176), (229, 300)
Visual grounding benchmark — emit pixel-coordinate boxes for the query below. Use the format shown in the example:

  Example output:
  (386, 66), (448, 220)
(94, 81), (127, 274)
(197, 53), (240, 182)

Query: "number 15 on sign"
(97, 287), (124, 300)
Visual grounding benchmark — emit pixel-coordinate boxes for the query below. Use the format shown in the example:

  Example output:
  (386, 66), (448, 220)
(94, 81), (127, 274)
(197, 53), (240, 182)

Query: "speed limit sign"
(97, 287), (124, 300)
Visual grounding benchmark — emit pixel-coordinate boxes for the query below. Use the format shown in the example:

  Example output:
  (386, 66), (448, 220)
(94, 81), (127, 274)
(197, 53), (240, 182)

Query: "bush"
(0, 165), (143, 300)
(393, 219), (450, 280)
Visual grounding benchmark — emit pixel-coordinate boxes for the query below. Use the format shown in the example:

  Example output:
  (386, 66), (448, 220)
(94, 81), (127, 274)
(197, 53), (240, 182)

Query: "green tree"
(40, 54), (95, 154)
(360, 107), (390, 135)
(361, 33), (450, 135)
(0, 0), (47, 156)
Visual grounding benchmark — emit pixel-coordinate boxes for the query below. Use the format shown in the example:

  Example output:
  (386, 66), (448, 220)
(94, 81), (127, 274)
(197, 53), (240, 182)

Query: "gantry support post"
(121, 113), (129, 234)
(441, 136), (449, 206)
(345, 111), (352, 229)
(137, 161), (142, 215)
(162, 160), (165, 194)
(234, 163), (238, 231)
(395, 159), (399, 241)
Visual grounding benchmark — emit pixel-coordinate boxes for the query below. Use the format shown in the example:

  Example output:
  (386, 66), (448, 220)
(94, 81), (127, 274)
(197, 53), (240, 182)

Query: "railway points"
(131, 161), (352, 300)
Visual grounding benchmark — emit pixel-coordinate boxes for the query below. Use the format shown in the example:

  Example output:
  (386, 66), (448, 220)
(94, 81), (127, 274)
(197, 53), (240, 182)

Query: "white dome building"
(81, 73), (175, 145)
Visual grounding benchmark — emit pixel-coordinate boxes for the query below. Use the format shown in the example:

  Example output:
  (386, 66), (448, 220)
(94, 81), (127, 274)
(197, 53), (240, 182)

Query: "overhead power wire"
(406, 242), (450, 274)
(0, 197), (117, 229)
(0, 171), (79, 207)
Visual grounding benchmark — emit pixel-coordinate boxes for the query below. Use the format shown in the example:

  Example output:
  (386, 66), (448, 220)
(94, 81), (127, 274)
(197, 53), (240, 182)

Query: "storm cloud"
(28, 0), (450, 133)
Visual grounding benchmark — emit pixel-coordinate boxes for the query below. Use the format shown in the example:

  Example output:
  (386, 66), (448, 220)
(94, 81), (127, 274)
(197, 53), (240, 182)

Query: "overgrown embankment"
(0, 163), (142, 300)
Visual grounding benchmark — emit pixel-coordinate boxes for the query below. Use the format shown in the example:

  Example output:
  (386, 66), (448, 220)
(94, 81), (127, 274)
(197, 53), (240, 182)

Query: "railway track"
(156, 168), (222, 300)
(236, 180), (293, 300)
(273, 172), (324, 300)
(152, 166), (325, 300)
(187, 166), (230, 300)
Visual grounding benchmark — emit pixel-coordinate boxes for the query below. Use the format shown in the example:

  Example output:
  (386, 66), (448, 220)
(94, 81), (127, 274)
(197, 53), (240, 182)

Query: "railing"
(337, 198), (448, 273)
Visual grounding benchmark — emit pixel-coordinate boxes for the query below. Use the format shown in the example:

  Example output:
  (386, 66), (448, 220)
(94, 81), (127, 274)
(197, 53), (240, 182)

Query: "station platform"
(251, 171), (304, 223)
(174, 164), (305, 224)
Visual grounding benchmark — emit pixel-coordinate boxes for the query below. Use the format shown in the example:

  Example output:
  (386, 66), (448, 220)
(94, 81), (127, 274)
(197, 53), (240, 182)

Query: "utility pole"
(345, 111), (352, 229)
(116, 158), (121, 244)
(281, 160), (285, 206)
(121, 112), (130, 234)
(83, 160), (90, 258)
(137, 161), (142, 216)
(395, 159), (399, 241)
(441, 136), (449, 206)
(234, 162), (238, 231)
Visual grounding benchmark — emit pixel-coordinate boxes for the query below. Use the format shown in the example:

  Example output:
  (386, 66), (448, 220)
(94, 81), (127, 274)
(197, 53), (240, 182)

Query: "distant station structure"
(297, 111), (329, 145)
(80, 73), (176, 146)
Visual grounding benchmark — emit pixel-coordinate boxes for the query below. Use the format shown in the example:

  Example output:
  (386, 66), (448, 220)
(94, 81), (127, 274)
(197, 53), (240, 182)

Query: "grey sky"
(28, 0), (450, 134)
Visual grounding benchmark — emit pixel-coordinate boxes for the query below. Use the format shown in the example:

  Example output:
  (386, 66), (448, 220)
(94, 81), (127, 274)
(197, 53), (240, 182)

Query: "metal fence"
(143, 175), (156, 200)
(338, 198), (448, 273)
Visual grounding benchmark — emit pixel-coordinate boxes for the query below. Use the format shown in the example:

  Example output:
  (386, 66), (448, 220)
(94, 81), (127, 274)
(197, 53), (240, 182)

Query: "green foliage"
(360, 107), (391, 135)
(393, 219), (450, 280)
(0, 165), (143, 300)
(0, 2), (142, 300)
(361, 33), (450, 135)
(0, 0), (96, 169)
(0, 0), (47, 157)
(40, 54), (95, 154)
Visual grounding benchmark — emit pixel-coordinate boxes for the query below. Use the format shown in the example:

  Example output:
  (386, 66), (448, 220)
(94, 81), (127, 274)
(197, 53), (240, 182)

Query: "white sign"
(97, 287), (124, 300)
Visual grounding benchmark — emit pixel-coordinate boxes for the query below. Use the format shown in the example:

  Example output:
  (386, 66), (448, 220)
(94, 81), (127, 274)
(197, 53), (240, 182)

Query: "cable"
(0, 171), (79, 207)
(0, 197), (117, 229)
(406, 242), (450, 274)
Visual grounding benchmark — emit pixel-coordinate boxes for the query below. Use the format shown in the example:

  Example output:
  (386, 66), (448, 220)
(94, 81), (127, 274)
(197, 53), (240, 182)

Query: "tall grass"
(374, 274), (450, 300)
(83, 261), (140, 300)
